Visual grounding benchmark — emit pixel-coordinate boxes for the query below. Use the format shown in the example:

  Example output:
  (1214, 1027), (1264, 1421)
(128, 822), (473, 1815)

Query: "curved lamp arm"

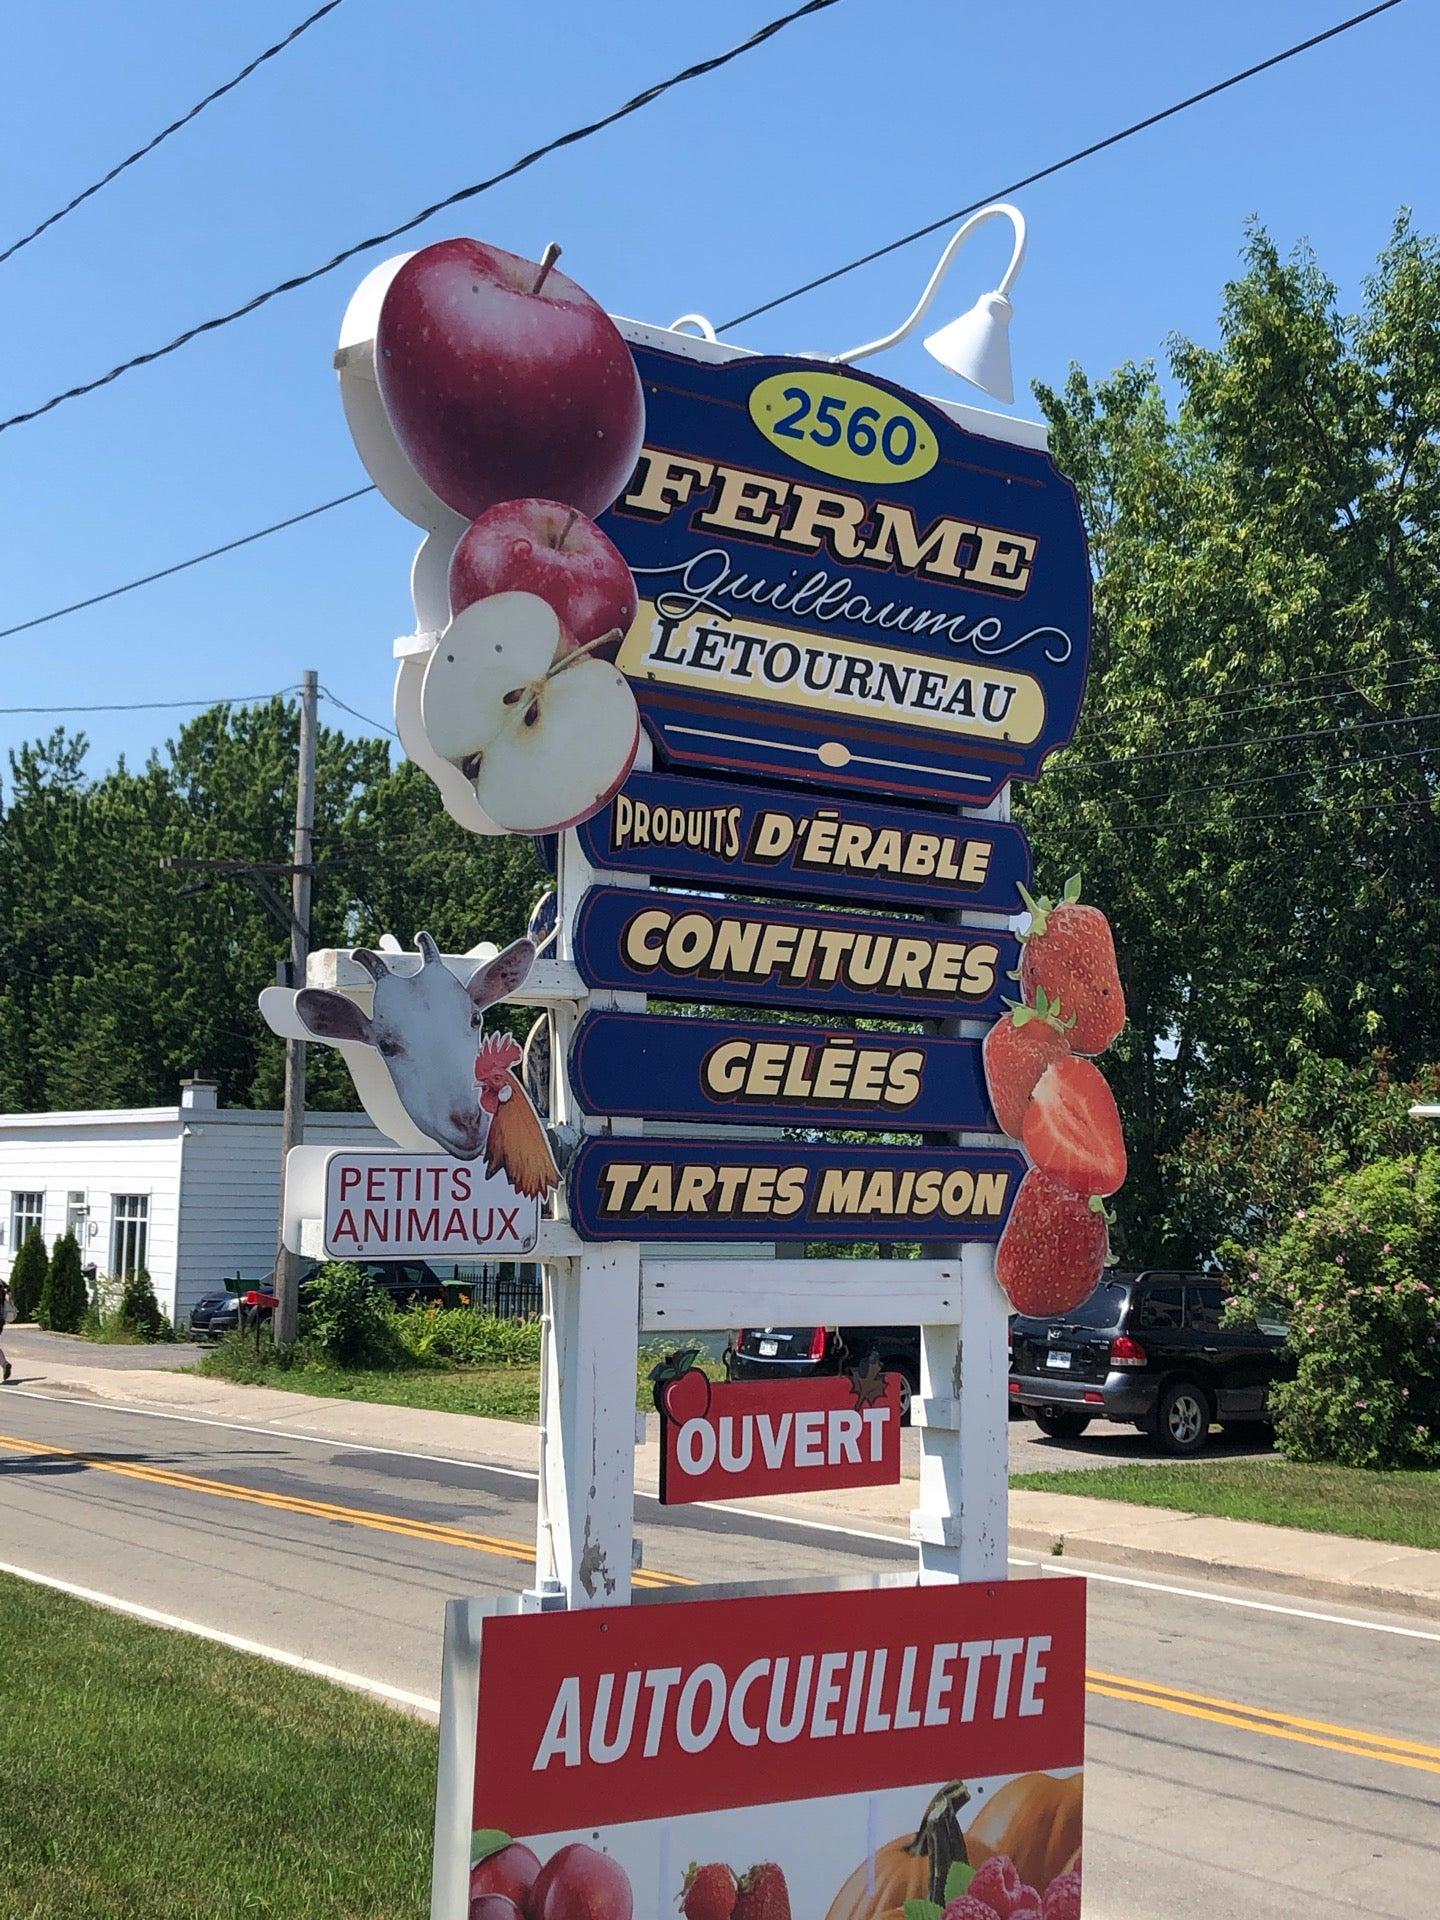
(832, 202), (1027, 366)
(668, 312), (718, 341)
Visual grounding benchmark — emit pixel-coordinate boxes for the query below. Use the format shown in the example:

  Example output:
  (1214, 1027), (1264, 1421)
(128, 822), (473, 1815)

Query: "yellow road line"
(1087, 1666), (1440, 1761)
(1090, 1681), (1436, 1781)
(2, 1428), (1430, 1770)
(0, 1430), (690, 1590)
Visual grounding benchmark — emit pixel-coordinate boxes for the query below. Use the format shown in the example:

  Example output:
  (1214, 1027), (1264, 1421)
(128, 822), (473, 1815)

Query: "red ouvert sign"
(657, 1366), (902, 1505)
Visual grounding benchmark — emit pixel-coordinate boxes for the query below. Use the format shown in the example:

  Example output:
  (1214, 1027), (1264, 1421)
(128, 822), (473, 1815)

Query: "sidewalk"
(8, 1332), (1439, 1620)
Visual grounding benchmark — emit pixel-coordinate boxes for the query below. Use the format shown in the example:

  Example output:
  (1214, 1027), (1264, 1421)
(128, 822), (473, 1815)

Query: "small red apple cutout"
(450, 499), (638, 661)
(376, 238), (645, 522)
(420, 591), (639, 834)
(531, 1842), (633, 1920)
(662, 1368), (713, 1423)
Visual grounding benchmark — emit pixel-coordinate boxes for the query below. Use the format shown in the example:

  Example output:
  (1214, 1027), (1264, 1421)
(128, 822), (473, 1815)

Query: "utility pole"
(275, 670), (318, 1345)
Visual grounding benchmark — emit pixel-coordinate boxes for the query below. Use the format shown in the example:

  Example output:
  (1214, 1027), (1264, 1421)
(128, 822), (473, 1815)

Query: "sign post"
(322, 230), (1114, 1916)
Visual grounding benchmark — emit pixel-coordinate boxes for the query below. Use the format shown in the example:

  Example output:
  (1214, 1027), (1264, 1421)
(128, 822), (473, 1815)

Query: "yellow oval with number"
(748, 370), (938, 485)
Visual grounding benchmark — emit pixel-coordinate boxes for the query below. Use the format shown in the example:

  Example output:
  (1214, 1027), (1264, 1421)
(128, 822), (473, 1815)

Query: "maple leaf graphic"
(847, 1352), (889, 1408)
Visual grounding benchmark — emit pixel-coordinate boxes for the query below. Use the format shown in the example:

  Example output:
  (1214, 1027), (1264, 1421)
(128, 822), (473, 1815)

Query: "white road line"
(1038, 1562), (1440, 1642)
(3, 1383), (542, 1480)
(0, 1557), (441, 1714)
(8, 1384), (1437, 1644)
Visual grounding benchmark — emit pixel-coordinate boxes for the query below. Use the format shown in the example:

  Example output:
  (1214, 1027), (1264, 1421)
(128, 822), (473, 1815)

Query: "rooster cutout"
(474, 1033), (559, 1201)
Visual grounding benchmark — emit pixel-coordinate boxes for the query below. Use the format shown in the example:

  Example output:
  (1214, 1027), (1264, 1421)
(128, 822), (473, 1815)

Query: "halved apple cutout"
(420, 591), (639, 834)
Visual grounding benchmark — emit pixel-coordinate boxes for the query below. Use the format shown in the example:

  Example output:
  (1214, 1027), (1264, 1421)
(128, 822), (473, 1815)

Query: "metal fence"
(447, 1262), (543, 1320)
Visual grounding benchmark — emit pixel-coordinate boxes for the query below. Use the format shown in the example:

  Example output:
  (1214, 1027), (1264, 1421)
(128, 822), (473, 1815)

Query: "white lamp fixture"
(832, 202), (1027, 404)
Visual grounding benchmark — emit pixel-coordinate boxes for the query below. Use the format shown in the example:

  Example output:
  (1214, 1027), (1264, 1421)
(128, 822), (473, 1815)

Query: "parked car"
(726, 1326), (922, 1419)
(1008, 1270), (1289, 1455)
(188, 1259), (447, 1337)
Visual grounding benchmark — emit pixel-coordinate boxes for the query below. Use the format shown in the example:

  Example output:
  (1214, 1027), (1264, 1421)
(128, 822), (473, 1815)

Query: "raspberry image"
(970, 1857), (1025, 1916)
(1042, 1870), (1082, 1920)
(942, 1899), (1003, 1920)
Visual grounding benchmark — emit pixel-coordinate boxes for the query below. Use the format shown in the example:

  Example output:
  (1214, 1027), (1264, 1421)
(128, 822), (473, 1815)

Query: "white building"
(0, 1079), (386, 1324)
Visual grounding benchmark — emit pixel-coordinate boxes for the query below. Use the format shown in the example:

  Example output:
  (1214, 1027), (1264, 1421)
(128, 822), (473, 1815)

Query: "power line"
(1110, 792), (1436, 834)
(1, 3), (347, 268)
(719, 0), (1407, 329)
(1123, 740), (1440, 806)
(0, 689), (296, 716)
(320, 686), (397, 739)
(0, 3), (1413, 639)
(1065, 707), (1440, 773)
(0, 0), (844, 436)
(0, 488), (375, 640)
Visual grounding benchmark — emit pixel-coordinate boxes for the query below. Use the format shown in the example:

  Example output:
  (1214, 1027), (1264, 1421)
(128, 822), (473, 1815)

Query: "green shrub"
(396, 1307), (542, 1368)
(38, 1231), (88, 1334)
(1228, 1151), (1440, 1469)
(304, 1263), (400, 1367)
(9, 1225), (48, 1321)
(118, 1268), (172, 1342)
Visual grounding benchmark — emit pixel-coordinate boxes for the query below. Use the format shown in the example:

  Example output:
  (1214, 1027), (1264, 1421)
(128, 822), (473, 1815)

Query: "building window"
(66, 1190), (88, 1240)
(10, 1192), (44, 1250)
(110, 1194), (149, 1277)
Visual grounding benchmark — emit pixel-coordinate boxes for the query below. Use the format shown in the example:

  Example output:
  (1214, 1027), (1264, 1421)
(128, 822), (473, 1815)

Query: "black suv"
(1009, 1270), (1289, 1455)
(726, 1326), (921, 1418)
(188, 1260), (447, 1337)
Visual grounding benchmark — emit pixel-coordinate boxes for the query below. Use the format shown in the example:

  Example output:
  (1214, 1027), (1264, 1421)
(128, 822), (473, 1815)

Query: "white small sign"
(321, 1152), (539, 1259)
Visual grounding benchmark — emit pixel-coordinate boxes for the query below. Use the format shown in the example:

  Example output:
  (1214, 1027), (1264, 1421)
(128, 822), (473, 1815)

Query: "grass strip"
(1012, 1458), (1440, 1551)
(0, 1571), (432, 1920)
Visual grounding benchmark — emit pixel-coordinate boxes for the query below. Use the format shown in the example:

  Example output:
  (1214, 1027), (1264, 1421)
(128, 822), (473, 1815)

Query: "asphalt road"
(1, 1385), (1434, 1920)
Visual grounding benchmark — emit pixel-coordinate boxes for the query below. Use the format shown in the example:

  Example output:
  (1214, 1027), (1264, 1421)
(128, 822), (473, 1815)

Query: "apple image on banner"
(375, 239), (645, 522)
(420, 592), (639, 834)
(450, 500), (637, 661)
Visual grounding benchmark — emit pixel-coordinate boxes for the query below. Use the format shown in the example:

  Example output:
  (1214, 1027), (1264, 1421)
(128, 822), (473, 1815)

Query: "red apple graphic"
(531, 1843), (633, 1920)
(470, 1839), (541, 1910)
(376, 239), (645, 522)
(450, 499), (638, 661)
(662, 1369), (713, 1423)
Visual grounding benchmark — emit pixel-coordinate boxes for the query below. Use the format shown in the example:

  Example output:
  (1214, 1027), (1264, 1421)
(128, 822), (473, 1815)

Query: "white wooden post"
(913, 789), (1014, 1581)
(531, 785), (648, 1610)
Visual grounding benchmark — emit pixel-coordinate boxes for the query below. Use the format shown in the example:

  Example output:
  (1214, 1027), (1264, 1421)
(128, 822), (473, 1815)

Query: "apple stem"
(558, 506), (580, 549)
(545, 627), (625, 678)
(532, 242), (562, 294)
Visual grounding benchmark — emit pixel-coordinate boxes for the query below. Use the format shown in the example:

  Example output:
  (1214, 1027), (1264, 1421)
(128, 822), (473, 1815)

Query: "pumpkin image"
(963, 1771), (1083, 1892)
(826, 1781), (970, 1920)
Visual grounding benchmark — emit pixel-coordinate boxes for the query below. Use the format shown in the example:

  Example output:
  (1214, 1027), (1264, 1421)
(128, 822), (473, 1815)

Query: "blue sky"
(1, 0), (1434, 777)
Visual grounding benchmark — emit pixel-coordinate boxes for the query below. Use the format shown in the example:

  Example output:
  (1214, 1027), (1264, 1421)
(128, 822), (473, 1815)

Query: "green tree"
(1228, 1152), (1440, 1469)
(1024, 216), (1440, 1261)
(38, 1231), (87, 1334)
(118, 1268), (169, 1342)
(8, 1226), (48, 1321)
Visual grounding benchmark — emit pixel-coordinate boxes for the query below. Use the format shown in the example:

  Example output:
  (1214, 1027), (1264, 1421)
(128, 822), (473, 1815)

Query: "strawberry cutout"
(1017, 873), (1125, 1056)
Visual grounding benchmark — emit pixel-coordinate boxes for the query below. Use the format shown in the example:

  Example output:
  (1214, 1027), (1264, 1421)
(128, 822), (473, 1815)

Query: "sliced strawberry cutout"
(1022, 1056), (1127, 1196)
(982, 986), (1073, 1137)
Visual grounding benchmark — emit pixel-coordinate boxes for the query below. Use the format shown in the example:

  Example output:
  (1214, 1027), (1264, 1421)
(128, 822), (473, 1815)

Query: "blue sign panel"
(596, 346), (1092, 805)
(568, 1138), (1026, 1243)
(574, 768), (1031, 913)
(568, 1010), (994, 1133)
(572, 885), (1019, 1022)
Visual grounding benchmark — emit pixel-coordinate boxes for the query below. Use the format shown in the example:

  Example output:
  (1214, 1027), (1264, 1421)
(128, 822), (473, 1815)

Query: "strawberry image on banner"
(986, 874), (1128, 1318)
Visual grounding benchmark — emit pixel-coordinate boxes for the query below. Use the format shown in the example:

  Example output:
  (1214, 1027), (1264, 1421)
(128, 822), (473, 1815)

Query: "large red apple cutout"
(420, 592), (639, 835)
(376, 239), (645, 522)
(450, 499), (637, 661)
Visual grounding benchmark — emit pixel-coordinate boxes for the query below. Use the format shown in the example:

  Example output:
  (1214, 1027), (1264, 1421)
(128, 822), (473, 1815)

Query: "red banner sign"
(657, 1367), (901, 1505)
(472, 1580), (1084, 1839)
